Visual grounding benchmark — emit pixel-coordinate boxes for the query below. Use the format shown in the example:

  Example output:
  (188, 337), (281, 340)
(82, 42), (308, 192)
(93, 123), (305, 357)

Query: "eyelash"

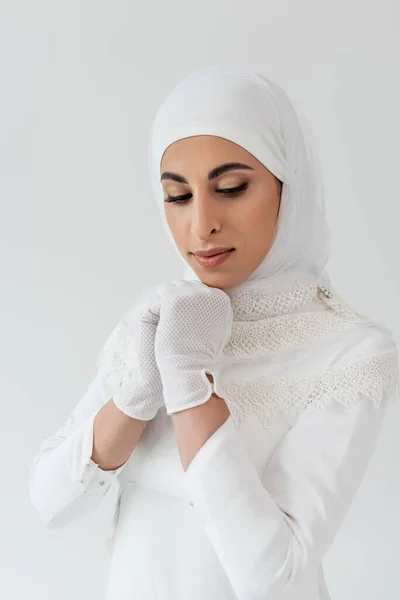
(164, 182), (249, 204)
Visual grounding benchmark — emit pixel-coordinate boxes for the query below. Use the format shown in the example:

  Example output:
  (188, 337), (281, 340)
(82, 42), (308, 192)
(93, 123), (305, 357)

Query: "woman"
(29, 65), (399, 599)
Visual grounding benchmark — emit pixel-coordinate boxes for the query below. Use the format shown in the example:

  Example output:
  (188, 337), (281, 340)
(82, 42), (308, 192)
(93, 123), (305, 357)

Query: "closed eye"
(164, 182), (249, 204)
(217, 182), (248, 196)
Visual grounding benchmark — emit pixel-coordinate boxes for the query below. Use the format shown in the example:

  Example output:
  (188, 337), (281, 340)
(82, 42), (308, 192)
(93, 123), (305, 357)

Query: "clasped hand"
(97, 280), (233, 419)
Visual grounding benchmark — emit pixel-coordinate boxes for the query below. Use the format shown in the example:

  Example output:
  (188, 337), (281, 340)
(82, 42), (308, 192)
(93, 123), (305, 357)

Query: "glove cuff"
(163, 367), (219, 416)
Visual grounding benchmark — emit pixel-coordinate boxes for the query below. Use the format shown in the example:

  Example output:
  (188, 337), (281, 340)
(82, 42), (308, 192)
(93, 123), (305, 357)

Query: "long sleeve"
(29, 371), (130, 528)
(183, 388), (393, 600)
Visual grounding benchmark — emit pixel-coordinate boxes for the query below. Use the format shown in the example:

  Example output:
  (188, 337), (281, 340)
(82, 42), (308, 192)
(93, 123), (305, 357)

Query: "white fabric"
(96, 284), (164, 420)
(154, 280), (233, 414)
(106, 390), (387, 600)
(103, 294), (397, 600)
(147, 64), (331, 285)
(28, 317), (397, 600)
(28, 65), (400, 599)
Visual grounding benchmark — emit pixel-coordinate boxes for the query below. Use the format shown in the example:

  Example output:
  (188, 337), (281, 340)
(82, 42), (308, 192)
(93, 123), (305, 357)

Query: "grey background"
(1, 1), (399, 598)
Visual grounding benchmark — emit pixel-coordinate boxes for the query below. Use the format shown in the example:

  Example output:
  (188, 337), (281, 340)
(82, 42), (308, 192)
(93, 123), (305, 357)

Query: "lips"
(193, 247), (234, 257)
(192, 248), (235, 267)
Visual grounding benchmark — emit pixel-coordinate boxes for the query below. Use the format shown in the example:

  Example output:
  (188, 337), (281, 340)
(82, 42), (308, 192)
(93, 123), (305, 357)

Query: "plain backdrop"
(1, 1), (399, 599)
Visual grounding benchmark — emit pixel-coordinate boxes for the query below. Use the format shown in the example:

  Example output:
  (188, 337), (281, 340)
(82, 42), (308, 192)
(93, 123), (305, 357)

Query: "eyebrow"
(160, 162), (254, 184)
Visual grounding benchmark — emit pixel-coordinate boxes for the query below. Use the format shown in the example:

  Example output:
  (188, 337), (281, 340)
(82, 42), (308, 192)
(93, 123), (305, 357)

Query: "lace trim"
(215, 347), (399, 430)
(227, 280), (356, 320)
(223, 282), (376, 356)
(228, 280), (319, 320)
(223, 309), (371, 357)
(223, 281), (393, 357)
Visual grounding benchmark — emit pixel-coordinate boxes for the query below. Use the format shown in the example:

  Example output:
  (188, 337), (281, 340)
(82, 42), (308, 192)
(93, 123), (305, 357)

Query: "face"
(160, 135), (282, 290)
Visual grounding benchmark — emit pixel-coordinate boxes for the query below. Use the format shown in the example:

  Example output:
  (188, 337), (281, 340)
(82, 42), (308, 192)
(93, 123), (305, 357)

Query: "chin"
(195, 270), (245, 291)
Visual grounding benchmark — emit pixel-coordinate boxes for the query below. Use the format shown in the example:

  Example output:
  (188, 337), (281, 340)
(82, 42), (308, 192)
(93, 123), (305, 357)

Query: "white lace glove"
(96, 284), (164, 420)
(154, 280), (233, 416)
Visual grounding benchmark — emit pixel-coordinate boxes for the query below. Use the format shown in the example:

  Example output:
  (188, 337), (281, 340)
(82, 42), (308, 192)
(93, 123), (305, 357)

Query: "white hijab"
(147, 64), (331, 290)
(146, 65), (397, 429)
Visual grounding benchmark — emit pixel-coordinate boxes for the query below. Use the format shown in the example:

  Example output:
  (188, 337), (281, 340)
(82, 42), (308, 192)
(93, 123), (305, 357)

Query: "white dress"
(29, 285), (399, 600)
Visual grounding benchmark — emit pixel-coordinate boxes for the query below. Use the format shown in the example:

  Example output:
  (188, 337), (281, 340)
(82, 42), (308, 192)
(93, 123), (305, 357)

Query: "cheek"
(237, 193), (279, 262)
(165, 208), (188, 249)
(241, 195), (278, 238)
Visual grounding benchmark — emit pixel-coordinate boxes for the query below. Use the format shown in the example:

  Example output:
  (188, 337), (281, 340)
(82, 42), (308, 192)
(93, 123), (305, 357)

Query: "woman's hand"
(154, 280), (233, 416)
(96, 284), (164, 420)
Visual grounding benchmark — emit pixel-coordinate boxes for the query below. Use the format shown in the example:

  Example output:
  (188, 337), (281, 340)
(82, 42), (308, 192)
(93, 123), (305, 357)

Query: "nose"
(190, 191), (221, 239)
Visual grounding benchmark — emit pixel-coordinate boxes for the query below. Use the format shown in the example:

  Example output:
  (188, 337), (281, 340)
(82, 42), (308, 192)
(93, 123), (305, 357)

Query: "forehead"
(160, 135), (259, 173)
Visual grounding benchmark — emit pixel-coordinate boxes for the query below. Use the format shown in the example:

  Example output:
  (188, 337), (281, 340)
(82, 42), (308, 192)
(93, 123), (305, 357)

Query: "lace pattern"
(226, 280), (358, 320)
(216, 346), (399, 430)
(96, 278), (399, 429)
(228, 281), (319, 320)
(223, 310), (372, 357)
(214, 280), (398, 428)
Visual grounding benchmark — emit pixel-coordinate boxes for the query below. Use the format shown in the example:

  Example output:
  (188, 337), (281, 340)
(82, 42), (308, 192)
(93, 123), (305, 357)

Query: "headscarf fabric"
(147, 64), (332, 288)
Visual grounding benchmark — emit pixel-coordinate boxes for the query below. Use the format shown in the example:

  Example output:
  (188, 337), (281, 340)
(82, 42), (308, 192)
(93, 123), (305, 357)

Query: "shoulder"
(331, 320), (397, 367)
(299, 312), (398, 368)
(310, 320), (399, 411)
(319, 285), (398, 364)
